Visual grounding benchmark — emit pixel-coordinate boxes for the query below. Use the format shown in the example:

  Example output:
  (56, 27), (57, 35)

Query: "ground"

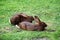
(0, 0), (60, 40)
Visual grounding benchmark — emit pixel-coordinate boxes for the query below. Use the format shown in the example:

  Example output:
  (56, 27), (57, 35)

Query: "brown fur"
(18, 16), (47, 31)
(10, 13), (34, 25)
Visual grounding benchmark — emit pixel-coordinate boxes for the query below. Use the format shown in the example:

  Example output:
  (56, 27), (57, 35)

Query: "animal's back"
(20, 22), (35, 31)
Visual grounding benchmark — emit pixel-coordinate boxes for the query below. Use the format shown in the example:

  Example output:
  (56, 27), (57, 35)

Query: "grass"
(0, 0), (60, 40)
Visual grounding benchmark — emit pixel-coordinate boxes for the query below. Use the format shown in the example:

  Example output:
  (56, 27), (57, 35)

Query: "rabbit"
(18, 16), (47, 31)
(10, 13), (34, 25)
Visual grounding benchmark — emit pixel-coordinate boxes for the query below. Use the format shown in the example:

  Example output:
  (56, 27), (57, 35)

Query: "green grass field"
(0, 0), (60, 40)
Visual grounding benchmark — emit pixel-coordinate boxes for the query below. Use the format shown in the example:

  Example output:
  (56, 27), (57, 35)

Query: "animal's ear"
(34, 16), (41, 23)
(34, 16), (40, 20)
(34, 16), (38, 18)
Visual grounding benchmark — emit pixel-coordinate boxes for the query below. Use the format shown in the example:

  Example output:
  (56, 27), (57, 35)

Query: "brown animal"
(18, 16), (47, 31)
(10, 13), (34, 25)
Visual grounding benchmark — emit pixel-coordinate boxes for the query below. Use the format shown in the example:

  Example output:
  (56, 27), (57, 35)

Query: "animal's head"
(41, 22), (47, 27)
